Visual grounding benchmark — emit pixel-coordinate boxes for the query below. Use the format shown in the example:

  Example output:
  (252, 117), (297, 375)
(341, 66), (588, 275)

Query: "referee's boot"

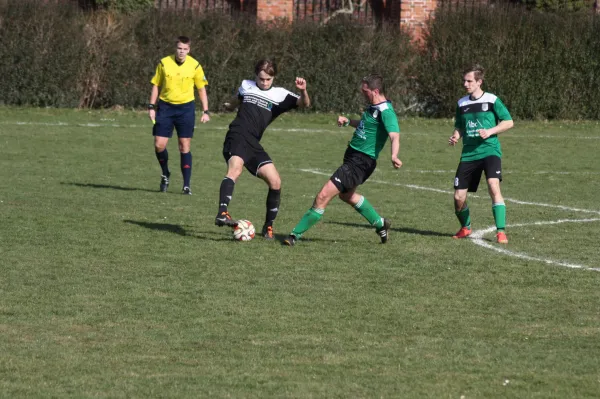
(376, 218), (392, 244)
(215, 211), (237, 227)
(159, 174), (170, 192)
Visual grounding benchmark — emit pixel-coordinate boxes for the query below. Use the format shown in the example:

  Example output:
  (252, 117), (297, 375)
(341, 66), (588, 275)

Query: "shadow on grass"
(326, 221), (453, 238)
(124, 220), (232, 242)
(62, 182), (158, 193)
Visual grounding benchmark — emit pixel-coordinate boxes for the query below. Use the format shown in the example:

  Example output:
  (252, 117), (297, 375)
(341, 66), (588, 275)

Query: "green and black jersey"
(349, 101), (400, 160)
(454, 92), (512, 162)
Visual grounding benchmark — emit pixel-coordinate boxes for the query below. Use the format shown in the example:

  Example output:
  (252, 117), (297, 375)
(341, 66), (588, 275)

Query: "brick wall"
(257, 0), (294, 21)
(400, 0), (437, 41)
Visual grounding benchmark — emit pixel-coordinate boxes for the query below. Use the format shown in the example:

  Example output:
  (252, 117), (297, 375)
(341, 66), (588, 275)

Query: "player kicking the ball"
(449, 64), (514, 244)
(284, 74), (402, 246)
(214, 59), (310, 239)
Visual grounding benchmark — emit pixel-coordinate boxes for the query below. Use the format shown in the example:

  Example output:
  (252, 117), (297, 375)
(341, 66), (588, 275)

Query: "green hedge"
(417, 6), (600, 119)
(1, 1), (600, 119)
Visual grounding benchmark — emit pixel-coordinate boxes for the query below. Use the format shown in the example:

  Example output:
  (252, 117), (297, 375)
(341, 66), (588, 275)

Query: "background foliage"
(0, 0), (599, 118)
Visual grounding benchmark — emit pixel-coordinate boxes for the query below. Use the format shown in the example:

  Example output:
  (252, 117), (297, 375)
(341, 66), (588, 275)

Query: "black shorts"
(454, 156), (503, 192)
(330, 147), (377, 193)
(152, 100), (195, 138)
(222, 132), (272, 176)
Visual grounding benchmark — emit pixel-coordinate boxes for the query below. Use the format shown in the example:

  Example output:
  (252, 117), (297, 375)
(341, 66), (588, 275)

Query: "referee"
(148, 36), (210, 195)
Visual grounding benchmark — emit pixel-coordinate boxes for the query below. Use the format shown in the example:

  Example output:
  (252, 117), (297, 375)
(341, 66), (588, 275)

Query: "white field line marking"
(2, 121), (600, 139)
(299, 168), (600, 270)
(379, 169), (600, 176)
(299, 168), (600, 215)
(471, 219), (600, 271)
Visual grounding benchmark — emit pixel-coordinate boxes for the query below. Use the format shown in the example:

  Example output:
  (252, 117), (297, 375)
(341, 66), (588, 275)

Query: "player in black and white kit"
(215, 59), (311, 239)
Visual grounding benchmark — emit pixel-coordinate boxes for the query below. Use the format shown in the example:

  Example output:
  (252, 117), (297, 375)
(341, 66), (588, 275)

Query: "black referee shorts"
(330, 147), (377, 193)
(454, 155), (503, 192)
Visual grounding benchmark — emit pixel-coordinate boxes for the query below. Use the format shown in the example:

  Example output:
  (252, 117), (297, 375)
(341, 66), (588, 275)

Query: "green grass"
(1, 108), (600, 398)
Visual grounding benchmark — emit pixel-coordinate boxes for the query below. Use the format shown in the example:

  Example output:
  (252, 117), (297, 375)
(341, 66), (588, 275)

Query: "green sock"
(492, 203), (506, 232)
(456, 206), (471, 228)
(291, 207), (324, 238)
(354, 196), (384, 229)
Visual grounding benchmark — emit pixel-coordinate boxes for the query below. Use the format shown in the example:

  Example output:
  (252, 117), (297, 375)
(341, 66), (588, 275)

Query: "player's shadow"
(62, 182), (158, 193)
(124, 220), (232, 242)
(326, 221), (453, 238)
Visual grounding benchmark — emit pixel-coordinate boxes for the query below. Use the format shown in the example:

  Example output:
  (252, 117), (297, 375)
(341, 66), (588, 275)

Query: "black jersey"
(227, 79), (300, 141)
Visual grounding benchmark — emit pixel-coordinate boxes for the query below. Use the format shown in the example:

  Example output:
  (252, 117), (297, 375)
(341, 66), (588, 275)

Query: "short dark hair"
(254, 59), (277, 77)
(177, 36), (191, 45)
(361, 74), (386, 95)
(463, 64), (484, 82)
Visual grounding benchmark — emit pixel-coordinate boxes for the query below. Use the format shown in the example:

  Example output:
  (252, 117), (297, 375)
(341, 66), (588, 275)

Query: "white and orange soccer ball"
(233, 220), (255, 241)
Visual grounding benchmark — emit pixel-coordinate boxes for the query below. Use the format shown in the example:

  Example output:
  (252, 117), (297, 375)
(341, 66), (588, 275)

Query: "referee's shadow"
(326, 221), (453, 238)
(62, 182), (158, 193)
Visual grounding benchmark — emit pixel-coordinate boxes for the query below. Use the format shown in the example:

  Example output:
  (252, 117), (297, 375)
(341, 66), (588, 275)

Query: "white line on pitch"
(471, 219), (600, 271)
(2, 121), (600, 139)
(298, 168), (600, 215)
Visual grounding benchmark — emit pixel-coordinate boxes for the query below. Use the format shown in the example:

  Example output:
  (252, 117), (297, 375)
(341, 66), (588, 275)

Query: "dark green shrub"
(417, 5), (600, 119)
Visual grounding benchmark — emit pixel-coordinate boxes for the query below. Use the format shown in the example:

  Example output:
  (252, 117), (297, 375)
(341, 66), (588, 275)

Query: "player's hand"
(295, 77), (307, 91)
(478, 129), (492, 139)
(391, 157), (403, 169)
(200, 113), (210, 123)
(337, 116), (349, 127)
(448, 134), (460, 146)
(148, 109), (156, 124)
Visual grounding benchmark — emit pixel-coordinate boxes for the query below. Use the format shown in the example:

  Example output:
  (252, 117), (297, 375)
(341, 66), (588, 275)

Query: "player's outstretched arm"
(223, 96), (241, 112)
(337, 116), (359, 128)
(389, 132), (402, 169)
(295, 77), (310, 108)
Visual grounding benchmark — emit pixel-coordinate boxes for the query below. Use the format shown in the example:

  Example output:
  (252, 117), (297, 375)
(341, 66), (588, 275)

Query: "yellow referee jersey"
(150, 55), (208, 104)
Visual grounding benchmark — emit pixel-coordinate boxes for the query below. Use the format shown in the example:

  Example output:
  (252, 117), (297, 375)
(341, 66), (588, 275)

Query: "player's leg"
(153, 103), (175, 192)
(174, 102), (195, 194)
(452, 160), (481, 238)
(339, 189), (390, 243)
(484, 156), (507, 243)
(284, 180), (339, 246)
(256, 162), (281, 240)
(215, 155), (244, 227)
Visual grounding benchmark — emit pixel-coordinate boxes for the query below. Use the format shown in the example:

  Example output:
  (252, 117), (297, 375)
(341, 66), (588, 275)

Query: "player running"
(449, 64), (514, 244)
(214, 59), (311, 239)
(284, 74), (402, 246)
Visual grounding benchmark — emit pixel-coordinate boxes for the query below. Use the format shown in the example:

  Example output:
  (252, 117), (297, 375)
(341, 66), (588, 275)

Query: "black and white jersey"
(228, 79), (300, 141)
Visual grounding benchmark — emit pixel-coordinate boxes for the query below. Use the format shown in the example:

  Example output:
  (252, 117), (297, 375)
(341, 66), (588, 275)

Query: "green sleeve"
(381, 109), (400, 133)
(494, 97), (512, 121)
(454, 104), (461, 130)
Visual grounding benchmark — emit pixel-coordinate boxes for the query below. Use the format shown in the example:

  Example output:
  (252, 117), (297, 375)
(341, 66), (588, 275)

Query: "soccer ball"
(233, 220), (255, 241)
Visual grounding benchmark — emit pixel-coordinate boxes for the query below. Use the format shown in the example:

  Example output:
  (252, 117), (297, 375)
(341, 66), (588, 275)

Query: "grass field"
(1, 107), (599, 398)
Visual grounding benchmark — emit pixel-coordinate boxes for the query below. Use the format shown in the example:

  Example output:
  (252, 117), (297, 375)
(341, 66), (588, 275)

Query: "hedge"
(1, 1), (599, 119)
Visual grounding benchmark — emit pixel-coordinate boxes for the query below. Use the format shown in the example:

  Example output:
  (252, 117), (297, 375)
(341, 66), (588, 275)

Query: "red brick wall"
(257, 0), (294, 21)
(400, 0), (438, 41)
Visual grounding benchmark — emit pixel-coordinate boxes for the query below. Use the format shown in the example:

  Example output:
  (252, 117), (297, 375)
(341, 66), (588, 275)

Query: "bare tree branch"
(321, 0), (367, 25)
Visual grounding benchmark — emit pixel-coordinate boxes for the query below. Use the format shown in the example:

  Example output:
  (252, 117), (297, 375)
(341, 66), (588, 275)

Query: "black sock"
(180, 152), (192, 188)
(265, 188), (281, 227)
(155, 149), (170, 177)
(218, 177), (235, 214)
